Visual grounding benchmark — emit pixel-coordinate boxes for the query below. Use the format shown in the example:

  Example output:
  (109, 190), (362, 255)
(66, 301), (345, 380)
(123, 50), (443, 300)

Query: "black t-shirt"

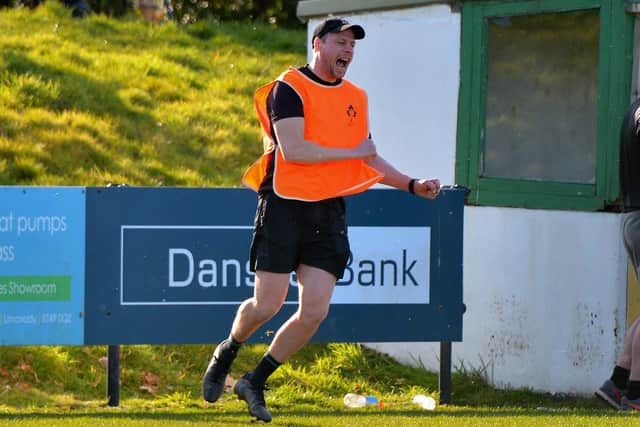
(620, 98), (640, 211)
(258, 66), (342, 193)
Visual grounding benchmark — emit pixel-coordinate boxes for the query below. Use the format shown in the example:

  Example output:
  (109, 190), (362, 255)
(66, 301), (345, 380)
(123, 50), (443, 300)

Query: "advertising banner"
(85, 187), (464, 345)
(0, 187), (85, 345)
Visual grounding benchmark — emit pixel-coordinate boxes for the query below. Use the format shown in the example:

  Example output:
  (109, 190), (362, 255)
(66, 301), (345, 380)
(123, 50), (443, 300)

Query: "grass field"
(0, 3), (638, 426)
(0, 406), (638, 427)
(0, 341), (636, 425)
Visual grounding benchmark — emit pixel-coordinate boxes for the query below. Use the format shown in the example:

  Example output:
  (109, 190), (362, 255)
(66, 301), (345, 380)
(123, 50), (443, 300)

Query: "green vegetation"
(0, 2), (303, 187)
(0, 4), (638, 425)
(1, 343), (638, 426)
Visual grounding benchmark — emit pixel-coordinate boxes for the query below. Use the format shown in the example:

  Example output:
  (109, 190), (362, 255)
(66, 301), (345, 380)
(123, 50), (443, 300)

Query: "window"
(456, 0), (633, 210)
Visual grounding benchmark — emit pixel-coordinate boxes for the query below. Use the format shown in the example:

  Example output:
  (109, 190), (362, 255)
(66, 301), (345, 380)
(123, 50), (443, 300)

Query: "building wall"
(306, 4), (630, 395)
(369, 206), (627, 394)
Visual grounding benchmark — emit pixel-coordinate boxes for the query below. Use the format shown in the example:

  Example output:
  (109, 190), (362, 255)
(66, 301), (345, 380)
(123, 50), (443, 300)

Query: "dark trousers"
(31, 0), (91, 17)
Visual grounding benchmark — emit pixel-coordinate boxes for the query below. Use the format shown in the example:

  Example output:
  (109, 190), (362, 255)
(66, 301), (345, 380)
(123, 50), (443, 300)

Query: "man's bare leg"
(617, 316), (640, 370)
(231, 271), (291, 341)
(622, 316), (640, 408)
(267, 264), (336, 362)
(202, 271), (289, 403)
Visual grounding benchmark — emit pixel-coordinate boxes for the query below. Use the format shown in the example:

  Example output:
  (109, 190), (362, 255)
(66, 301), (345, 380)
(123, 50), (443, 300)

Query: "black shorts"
(249, 192), (350, 279)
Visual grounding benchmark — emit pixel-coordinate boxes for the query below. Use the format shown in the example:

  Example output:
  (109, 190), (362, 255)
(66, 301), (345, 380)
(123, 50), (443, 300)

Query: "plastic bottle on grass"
(344, 393), (384, 408)
(412, 394), (436, 410)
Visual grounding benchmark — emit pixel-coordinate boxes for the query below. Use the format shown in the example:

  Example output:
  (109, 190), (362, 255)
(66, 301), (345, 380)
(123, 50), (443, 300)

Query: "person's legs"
(234, 264), (336, 422)
(204, 192), (302, 404)
(630, 319), (640, 383)
(202, 271), (289, 403)
(600, 211), (640, 409)
(60, 0), (92, 17)
(597, 317), (640, 408)
(621, 316), (640, 409)
(226, 194), (347, 421)
(620, 211), (640, 409)
(616, 316), (640, 371)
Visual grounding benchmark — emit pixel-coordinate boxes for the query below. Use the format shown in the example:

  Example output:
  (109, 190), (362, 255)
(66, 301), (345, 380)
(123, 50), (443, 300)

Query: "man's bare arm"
(366, 155), (440, 199)
(273, 117), (376, 163)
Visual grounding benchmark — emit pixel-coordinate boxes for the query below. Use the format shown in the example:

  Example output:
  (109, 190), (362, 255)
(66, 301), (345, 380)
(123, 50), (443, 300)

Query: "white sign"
(334, 226), (431, 304)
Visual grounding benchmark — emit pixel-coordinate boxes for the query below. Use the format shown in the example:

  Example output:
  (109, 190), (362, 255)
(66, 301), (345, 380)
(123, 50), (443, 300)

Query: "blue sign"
(121, 226), (255, 305)
(0, 187), (85, 345)
(84, 187), (464, 345)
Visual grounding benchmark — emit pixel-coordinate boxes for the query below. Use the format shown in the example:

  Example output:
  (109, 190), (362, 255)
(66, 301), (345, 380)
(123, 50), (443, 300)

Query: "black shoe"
(202, 340), (237, 403)
(594, 379), (624, 410)
(233, 372), (272, 423)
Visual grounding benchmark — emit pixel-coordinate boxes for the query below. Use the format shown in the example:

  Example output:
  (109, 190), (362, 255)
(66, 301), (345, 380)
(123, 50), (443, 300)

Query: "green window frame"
(456, 0), (634, 210)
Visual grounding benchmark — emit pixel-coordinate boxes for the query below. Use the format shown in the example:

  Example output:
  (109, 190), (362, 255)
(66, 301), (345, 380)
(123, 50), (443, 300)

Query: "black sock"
(250, 353), (282, 388)
(627, 381), (640, 400)
(228, 334), (243, 351)
(214, 336), (242, 367)
(611, 365), (630, 390)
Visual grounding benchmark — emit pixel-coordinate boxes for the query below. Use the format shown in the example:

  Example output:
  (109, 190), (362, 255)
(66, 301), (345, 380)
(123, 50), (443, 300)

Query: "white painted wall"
(369, 207), (627, 395)
(307, 5), (630, 395)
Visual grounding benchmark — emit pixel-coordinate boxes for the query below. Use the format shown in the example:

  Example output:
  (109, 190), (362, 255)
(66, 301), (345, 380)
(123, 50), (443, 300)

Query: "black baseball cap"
(312, 18), (365, 42)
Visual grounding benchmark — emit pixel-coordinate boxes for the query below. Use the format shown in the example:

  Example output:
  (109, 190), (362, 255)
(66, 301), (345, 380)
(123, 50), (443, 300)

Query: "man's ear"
(312, 36), (321, 52)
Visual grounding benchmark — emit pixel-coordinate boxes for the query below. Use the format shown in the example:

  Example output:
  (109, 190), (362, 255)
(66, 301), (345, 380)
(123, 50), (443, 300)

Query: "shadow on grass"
(284, 407), (636, 419)
(0, 406), (634, 422)
(0, 409), (249, 422)
(2, 51), (147, 123)
(181, 20), (306, 56)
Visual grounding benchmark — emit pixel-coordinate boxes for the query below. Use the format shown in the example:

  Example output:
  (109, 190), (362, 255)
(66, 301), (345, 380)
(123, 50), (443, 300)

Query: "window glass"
(484, 10), (599, 183)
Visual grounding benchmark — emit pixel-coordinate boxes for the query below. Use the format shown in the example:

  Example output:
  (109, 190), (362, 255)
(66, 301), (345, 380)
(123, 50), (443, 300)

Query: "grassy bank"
(0, 2), (303, 187)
